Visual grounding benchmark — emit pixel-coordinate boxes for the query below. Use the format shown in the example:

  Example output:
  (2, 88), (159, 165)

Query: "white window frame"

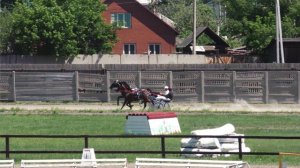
(123, 43), (136, 54)
(111, 13), (131, 28)
(148, 44), (161, 54)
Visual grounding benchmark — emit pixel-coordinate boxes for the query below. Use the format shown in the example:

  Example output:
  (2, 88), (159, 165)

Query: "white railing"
(21, 158), (127, 168)
(135, 158), (250, 168)
(0, 160), (14, 168)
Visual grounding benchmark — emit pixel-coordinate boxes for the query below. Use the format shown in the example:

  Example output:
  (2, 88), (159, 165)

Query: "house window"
(149, 44), (161, 54)
(111, 13), (131, 28)
(124, 44), (136, 54)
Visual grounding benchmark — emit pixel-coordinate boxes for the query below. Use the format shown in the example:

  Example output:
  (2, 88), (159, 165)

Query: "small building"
(265, 38), (300, 63)
(102, 0), (179, 55)
(177, 27), (229, 54)
(125, 112), (181, 135)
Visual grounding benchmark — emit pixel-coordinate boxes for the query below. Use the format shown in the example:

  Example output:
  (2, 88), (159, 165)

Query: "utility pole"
(217, 1), (221, 36)
(276, 0), (285, 63)
(276, 4), (279, 63)
(193, 0), (197, 55)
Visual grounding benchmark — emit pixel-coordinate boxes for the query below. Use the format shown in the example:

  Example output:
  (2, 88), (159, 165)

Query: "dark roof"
(271, 37), (300, 43)
(177, 27), (229, 48)
(266, 37), (300, 49)
(277, 38), (300, 43)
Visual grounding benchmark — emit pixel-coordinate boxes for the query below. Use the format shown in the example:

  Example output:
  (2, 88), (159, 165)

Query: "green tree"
(244, 13), (275, 53)
(9, 0), (116, 58)
(0, 9), (13, 54)
(156, 0), (217, 38)
(222, 0), (300, 52)
(0, 0), (16, 11)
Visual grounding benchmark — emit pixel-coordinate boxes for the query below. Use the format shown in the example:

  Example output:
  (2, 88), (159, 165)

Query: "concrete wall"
(69, 54), (207, 64)
(0, 54), (208, 64)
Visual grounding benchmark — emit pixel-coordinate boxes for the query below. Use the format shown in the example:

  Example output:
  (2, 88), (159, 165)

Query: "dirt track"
(1, 100), (300, 114)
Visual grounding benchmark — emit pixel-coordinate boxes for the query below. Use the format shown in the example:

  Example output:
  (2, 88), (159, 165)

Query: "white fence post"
(12, 71), (16, 102)
(264, 71), (269, 103)
(232, 71), (236, 102)
(106, 71), (111, 102)
(74, 71), (79, 102)
(200, 71), (205, 103)
(169, 71), (173, 88)
(138, 71), (142, 88)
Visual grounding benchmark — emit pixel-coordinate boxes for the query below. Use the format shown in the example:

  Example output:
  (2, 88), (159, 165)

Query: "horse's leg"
(125, 95), (134, 109)
(139, 94), (148, 110)
(129, 103), (133, 110)
(117, 96), (124, 106)
(143, 100), (147, 110)
(121, 99), (127, 110)
(126, 100), (133, 109)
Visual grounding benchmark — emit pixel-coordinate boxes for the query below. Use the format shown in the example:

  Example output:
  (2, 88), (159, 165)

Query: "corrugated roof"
(282, 38), (300, 42)
(177, 27), (229, 48)
(266, 37), (300, 49)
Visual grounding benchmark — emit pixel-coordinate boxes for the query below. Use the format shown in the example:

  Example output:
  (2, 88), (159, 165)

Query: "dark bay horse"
(109, 80), (152, 110)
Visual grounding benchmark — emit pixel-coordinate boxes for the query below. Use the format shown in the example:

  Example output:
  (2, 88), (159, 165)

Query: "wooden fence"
(0, 70), (299, 103)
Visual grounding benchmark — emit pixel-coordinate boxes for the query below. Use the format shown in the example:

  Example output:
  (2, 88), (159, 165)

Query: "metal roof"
(266, 38), (300, 49)
(281, 38), (300, 42)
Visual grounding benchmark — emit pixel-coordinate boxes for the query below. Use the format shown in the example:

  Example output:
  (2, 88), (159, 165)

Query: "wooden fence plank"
(78, 73), (107, 101)
(15, 72), (74, 101)
(0, 72), (12, 101)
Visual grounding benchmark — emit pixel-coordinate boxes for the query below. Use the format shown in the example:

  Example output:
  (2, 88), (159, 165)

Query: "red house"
(102, 0), (178, 54)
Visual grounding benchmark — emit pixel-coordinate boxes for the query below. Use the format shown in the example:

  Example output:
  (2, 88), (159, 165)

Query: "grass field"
(0, 109), (300, 166)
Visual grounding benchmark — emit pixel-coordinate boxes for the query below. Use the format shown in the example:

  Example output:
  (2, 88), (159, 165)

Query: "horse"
(109, 80), (152, 110)
(109, 80), (131, 106)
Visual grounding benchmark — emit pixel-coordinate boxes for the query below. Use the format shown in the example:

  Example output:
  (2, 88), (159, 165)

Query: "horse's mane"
(119, 81), (131, 90)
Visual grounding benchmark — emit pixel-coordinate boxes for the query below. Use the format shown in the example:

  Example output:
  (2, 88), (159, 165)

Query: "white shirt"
(164, 89), (170, 96)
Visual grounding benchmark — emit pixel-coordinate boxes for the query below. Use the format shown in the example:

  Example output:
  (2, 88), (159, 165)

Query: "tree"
(221, 0), (300, 52)
(0, 9), (13, 54)
(9, 0), (116, 58)
(244, 13), (276, 53)
(155, 0), (300, 53)
(0, 0), (16, 11)
(156, 0), (217, 38)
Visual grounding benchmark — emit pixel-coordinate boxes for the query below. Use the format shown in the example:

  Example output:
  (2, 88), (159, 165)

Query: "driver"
(156, 85), (173, 101)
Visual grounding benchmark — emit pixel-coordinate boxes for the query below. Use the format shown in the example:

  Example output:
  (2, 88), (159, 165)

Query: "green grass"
(0, 113), (300, 165)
